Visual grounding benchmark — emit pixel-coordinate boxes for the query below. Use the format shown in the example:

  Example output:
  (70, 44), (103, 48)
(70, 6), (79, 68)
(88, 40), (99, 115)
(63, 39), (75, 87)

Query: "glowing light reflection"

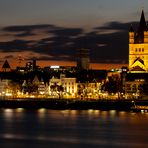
(4, 109), (13, 113)
(109, 110), (116, 116)
(37, 108), (47, 119)
(94, 110), (100, 115)
(88, 109), (94, 114)
(16, 108), (24, 113)
(70, 110), (77, 115)
(38, 108), (46, 113)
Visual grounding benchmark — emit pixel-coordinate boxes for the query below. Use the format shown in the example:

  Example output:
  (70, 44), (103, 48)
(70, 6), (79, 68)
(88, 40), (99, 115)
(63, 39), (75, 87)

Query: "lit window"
(132, 84), (136, 90)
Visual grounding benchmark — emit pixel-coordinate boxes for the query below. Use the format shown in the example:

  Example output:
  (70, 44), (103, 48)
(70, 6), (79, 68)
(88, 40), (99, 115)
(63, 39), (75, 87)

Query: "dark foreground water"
(0, 109), (148, 148)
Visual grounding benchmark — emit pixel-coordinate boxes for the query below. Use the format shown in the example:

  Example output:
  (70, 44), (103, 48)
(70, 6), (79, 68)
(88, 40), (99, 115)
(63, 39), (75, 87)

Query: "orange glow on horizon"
(0, 58), (128, 71)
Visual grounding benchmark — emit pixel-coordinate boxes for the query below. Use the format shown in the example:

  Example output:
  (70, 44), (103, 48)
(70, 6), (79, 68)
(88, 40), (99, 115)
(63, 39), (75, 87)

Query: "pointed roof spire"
(129, 24), (134, 32)
(135, 10), (148, 43)
(138, 10), (147, 32)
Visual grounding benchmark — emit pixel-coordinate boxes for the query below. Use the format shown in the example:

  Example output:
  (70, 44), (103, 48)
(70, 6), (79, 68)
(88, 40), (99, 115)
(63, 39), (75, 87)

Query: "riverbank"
(0, 98), (148, 111)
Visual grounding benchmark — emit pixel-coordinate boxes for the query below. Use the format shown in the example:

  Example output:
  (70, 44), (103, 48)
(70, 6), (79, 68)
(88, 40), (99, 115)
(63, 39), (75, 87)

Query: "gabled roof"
(131, 57), (146, 71)
(131, 66), (145, 71)
(32, 75), (40, 83)
(133, 57), (144, 65)
(2, 60), (11, 69)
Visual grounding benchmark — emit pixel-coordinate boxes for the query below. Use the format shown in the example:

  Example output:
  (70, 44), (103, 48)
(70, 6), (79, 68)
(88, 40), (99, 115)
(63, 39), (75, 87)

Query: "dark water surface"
(0, 109), (148, 148)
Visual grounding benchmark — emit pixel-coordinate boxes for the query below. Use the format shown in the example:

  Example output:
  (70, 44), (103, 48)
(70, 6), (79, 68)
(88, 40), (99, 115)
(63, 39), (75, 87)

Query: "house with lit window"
(49, 74), (77, 98)
(76, 69), (107, 99)
(0, 79), (11, 97)
(61, 77), (77, 98)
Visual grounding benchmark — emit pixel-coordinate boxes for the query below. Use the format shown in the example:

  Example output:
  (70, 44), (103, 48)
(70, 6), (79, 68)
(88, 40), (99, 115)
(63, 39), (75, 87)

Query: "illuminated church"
(129, 10), (148, 72)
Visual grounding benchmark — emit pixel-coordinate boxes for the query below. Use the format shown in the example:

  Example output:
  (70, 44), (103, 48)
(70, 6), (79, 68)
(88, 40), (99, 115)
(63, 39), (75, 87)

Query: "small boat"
(131, 105), (148, 113)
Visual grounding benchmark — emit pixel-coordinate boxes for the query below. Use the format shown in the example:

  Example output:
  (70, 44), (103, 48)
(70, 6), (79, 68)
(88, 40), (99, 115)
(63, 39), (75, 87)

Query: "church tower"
(129, 10), (148, 72)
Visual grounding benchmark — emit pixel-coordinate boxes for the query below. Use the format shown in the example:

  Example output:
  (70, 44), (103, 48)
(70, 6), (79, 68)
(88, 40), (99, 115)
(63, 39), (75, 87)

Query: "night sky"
(0, 0), (148, 69)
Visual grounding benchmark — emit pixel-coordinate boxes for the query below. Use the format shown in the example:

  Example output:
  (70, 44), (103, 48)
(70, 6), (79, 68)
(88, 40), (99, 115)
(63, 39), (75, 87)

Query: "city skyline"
(0, 0), (148, 69)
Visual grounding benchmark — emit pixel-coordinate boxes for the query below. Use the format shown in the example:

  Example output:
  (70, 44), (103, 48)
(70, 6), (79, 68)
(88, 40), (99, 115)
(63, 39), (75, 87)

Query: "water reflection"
(2, 109), (14, 122)
(0, 109), (148, 148)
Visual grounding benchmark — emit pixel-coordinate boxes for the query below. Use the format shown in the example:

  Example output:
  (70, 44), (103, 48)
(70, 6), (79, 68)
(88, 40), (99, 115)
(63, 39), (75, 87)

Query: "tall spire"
(135, 10), (148, 43)
(138, 10), (147, 32)
(129, 24), (134, 32)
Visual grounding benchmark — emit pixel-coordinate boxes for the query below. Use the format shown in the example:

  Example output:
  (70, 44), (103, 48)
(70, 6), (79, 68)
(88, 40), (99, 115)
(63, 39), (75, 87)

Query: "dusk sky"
(0, 0), (148, 69)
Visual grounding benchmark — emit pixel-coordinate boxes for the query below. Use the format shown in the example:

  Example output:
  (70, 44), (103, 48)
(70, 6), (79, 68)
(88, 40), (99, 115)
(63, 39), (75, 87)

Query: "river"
(0, 109), (148, 148)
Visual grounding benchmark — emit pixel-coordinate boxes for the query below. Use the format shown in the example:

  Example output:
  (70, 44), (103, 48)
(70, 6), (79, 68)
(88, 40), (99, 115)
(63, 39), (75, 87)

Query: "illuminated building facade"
(129, 10), (148, 72)
(61, 77), (77, 97)
(49, 74), (77, 98)
(0, 79), (11, 96)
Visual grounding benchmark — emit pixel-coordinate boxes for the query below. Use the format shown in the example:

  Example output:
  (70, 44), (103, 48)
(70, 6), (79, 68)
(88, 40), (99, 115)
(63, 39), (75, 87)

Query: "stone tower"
(77, 48), (90, 70)
(129, 10), (148, 72)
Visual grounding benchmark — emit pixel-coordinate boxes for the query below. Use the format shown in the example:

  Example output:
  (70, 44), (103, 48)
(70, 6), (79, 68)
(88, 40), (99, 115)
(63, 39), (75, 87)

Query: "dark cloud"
(0, 22), (136, 64)
(89, 30), (128, 63)
(95, 21), (138, 31)
(28, 27), (83, 61)
(3, 24), (56, 32)
(3, 24), (61, 37)
(15, 32), (35, 37)
(50, 28), (83, 37)
(0, 40), (31, 52)
(95, 21), (129, 31)
(73, 21), (139, 63)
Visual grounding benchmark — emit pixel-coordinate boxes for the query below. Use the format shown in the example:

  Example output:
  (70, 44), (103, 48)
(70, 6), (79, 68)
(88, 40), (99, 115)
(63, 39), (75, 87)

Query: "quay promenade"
(0, 98), (148, 111)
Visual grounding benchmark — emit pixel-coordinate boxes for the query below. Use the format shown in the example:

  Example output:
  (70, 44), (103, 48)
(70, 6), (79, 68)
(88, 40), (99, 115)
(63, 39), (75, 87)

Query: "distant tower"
(77, 48), (90, 70)
(33, 59), (36, 70)
(129, 10), (148, 71)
